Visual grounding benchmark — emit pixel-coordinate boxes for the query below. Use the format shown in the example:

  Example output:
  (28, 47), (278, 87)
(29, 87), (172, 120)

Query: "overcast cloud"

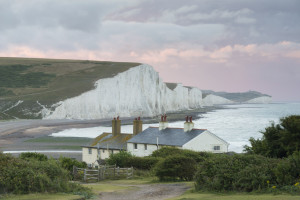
(0, 0), (300, 101)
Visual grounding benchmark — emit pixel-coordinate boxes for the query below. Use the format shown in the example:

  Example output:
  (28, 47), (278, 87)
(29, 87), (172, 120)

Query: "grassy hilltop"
(0, 57), (140, 120)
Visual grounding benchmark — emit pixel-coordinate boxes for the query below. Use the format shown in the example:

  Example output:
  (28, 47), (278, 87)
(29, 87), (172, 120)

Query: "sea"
(51, 102), (300, 153)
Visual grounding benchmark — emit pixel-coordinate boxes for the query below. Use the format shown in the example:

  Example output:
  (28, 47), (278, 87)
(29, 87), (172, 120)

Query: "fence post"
(113, 166), (116, 178)
(72, 166), (77, 180)
(98, 167), (100, 181)
(84, 169), (87, 182)
(131, 167), (133, 178)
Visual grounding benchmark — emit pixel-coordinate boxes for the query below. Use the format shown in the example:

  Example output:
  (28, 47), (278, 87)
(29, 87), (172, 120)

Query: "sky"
(0, 0), (300, 101)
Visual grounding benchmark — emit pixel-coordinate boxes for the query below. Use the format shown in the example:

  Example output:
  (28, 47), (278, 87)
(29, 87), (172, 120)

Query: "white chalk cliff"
(202, 94), (234, 106)
(246, 96), (272, 104)
(44, 64), (203, 119)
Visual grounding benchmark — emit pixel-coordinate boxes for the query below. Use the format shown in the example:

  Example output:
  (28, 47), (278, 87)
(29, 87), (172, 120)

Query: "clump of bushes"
(151, 147), (211, 163)
(106, 151), (160, 170)
(154, 155), (197, 181)
(59, 156), (87, 174)
(106, 151), (133, 167)
(0, 153), (91, 197)
(194, 152), (300, 193)
(20, 152), (48, 161)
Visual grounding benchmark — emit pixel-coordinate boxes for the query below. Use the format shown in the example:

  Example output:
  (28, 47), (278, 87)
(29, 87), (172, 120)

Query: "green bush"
(107, 152), (160, 170)
(194, 154), (278, 192)
(20, 152), (48, 161)
(0, 153), (91, 196)
(154, 155), (197, 181)
(107, 151), (133, 167)
(59, 156), (87, 174)
(274, 151), (300, 185)
(151, 147), (211, 163)
(244, 115), (300, 158)
(127, 156), (161, 170)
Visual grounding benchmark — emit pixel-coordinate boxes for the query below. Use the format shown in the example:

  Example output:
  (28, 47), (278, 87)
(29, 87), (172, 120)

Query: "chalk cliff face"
(202, 94), (234, 106)
(246, 96), (272, 104)
(44, 64), (203, 119)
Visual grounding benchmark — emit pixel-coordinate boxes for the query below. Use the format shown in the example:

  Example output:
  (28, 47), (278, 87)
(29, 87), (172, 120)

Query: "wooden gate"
(73, 165), (134, 182)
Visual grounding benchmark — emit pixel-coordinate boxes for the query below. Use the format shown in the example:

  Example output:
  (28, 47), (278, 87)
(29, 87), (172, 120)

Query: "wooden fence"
(73, 165), (133, 182)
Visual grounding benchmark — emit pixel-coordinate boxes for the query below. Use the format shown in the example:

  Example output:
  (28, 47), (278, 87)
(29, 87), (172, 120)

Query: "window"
(213, 146), (220, 151)
(134, 143), (138, 149)
(102, 149), (105, 153)
(88, 148), (92, 154)
(144, 144), (147, 150)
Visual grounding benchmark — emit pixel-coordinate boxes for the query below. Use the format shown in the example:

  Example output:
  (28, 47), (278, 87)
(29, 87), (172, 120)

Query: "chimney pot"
(184, 116), (194, 132)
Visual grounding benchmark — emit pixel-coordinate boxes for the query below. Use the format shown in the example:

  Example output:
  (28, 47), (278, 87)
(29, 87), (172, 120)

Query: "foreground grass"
(168, 190), (300, 200)
(1, 193), (81, 200)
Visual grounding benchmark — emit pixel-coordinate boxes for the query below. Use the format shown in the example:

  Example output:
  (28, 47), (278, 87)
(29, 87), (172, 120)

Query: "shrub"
(151, 147), (211, 163)
(194, 154), (278, 192)
(154, 155), (197, 181)
(274, 151), (300, 185)
(59, 156), (87, 174)
(19, 152), (48, 161)
(107, 151), (133, 167)
(107, 152), (160, 170)
(127, 156), (161, 170)
(244, 115), (300, 158)
(0, 153), (91, 196)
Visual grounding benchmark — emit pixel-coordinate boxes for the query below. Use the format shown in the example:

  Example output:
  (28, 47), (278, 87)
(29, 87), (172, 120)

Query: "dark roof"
(83, 132), (133, 150)
(127, 127), (206, 146)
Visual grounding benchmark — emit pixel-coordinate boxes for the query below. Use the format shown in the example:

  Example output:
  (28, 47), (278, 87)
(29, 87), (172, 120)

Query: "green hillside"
(0, 57), (140, 120)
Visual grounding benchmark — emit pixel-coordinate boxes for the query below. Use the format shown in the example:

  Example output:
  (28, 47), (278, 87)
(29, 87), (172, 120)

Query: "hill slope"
(0, 57), (140, 119)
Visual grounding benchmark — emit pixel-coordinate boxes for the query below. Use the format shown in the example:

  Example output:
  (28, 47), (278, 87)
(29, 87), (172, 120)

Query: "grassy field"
(0, 57), (140, 119)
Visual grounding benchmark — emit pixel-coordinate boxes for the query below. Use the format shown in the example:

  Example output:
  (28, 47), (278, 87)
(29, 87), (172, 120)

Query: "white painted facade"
(127, 143), (160, 157)
(127, 130), (229, 157)
(82, 147), (120, 167)
(182, 130), (229, 153)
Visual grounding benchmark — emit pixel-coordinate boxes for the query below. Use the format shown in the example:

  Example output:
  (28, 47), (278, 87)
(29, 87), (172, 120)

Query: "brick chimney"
(133, 117), (143, 135)
(112, 116), (121, 136)
(184, 116), (194, 132)
(159, 114), (168, 130)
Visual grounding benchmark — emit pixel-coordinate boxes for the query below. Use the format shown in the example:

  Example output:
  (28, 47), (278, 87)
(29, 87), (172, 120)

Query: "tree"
(244, 115), (300, 158)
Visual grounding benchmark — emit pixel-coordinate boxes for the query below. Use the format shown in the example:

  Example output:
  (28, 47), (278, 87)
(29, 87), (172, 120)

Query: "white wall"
(182, 131), (229, 153)
(82, 147), (120, 167)
(127, 142), (159, 157)
(82, 147), (98, 167)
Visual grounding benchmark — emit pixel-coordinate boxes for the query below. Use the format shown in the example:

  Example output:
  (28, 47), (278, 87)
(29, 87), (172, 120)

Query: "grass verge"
(1, 193), (81, 200)
(168, 190), (300, 200)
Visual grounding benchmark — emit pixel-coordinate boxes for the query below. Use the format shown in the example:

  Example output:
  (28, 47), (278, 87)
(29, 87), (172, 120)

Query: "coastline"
(0, 105), (224, 155)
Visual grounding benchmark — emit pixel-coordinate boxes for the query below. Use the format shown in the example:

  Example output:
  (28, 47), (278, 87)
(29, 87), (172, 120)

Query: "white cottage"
(82, 117), (143, 167)
(127, 116), (229, 157)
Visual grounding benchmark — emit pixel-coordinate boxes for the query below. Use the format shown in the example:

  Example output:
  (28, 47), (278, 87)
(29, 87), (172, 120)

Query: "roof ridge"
(148, 127), (207, 130)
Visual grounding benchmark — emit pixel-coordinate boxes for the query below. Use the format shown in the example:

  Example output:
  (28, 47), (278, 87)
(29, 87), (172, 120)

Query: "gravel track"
(98, 183), (191, 200)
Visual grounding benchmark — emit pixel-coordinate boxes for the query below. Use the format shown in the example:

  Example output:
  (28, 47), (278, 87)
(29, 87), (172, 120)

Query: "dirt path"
(98, 183), (191, 200)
